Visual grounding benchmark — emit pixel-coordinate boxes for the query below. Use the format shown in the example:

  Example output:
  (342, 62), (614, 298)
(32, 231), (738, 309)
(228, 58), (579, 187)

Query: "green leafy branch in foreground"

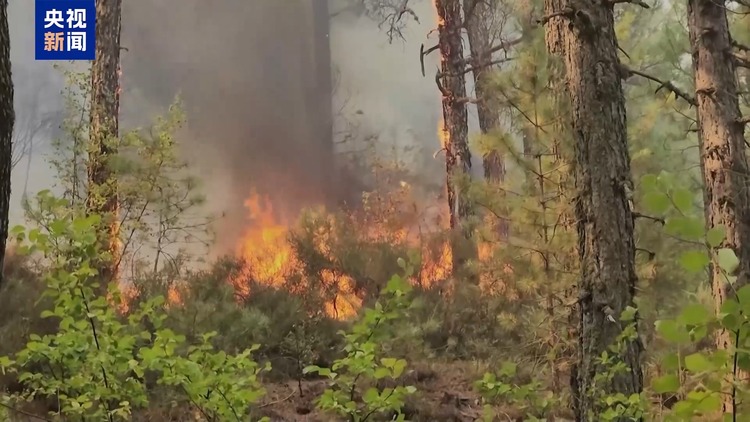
(304, 258), (417, 422)
(475, 361), (559, 422)
(640, 171), (749, 420)
(0, 191), (268, 422)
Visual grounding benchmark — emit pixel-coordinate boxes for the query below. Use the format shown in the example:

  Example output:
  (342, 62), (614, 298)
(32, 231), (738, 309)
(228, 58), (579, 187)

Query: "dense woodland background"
(0, 0), (749, 421)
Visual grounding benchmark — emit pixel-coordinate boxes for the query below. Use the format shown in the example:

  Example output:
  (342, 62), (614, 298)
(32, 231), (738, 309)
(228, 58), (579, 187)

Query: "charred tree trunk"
(688, 0), (750, 412)
(435, 0), (474, 273)
(542, 0), (643, 419)
(463, 0), (504, 183)
(0, 0), (12, 290)
(88, 0), (123, 287)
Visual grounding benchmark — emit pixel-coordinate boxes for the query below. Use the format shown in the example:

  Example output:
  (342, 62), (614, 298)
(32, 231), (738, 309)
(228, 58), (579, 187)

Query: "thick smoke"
(8, 1), (66, 224)
(10, 0), (448, 255)
(122, 0), (446, 254)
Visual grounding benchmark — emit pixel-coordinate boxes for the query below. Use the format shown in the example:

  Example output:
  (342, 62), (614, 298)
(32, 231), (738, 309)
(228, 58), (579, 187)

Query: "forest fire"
(235, 190), (361, 319)
(237, 191), (293, 287)
(234, 189), (454, 319)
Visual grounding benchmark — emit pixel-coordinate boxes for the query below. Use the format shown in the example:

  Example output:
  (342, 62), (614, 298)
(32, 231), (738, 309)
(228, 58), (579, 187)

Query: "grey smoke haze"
(9, 0), (473, 256)
(8, 0), (65, 225)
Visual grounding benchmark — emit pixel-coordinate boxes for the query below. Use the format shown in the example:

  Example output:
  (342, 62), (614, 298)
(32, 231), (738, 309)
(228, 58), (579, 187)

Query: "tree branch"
(0, 402), (52, 422)
(633, 211), (665, 225)
(464, 57), (514, 75)
(621, 65), (696, 106)
(461, 0), (481, 27)
(435, 72), (479, 104)
(635, 247), (656, 261)
(608, 0), (650, 8)
(434, 70), (450, 97)
(420, 43), (439, 76)
(537, 7), (575, 25)
(732, 51), (750, 69)
(733, 40), (750, 54)
(459, 36), (522, 67)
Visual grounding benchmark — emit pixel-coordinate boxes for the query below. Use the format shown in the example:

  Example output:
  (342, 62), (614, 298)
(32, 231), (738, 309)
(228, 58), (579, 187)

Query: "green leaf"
(498, 361), (517, 377)
(373, 367), (391, 379)
(392, 359), (407, 378)
(362, 387), (379, 404)
(672, 189), (694, 214)
(706, 226), (726, 248)
(657, 171), (676, 188)
(693, 392), (722, 413)
(655, 320), (690, 344)
(665, 216), (705, 240)
(620, 306), (637, 322)
(40, 310), (56, 319)
(721, 313), (740, 331)
(717, 248), (739, 274)
(736, 286), (750, 306)
(684, 353), (712, 372)
(302, 365), (320, 375)
(381, 358), (397, 369)
(652, 374), (680, 394)
(643, 191), (671, 214)
(640, 174), (659, 192)
(679, 250), (710, 273)
(678, 304), (711, 326)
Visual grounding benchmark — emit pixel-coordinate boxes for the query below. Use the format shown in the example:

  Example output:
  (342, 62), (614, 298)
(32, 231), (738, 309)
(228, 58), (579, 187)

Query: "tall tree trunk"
(434, 0), (474, 273)
(311, 0), (336, 203)
(542, 0), (643, 419)
(88, 0), (123, 287)
(688, 0), (750, 413)
(0, 0), (12, 290)
(463, 0), (503, 183)
(463, 0), (509, 240)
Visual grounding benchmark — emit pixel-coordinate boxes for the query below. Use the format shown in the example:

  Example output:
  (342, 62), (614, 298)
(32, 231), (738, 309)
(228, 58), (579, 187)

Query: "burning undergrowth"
(233, 176), (454, 321)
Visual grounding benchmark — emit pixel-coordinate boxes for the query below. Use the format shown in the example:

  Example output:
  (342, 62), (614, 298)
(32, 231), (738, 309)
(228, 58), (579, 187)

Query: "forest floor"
(257, 361), (574, 422)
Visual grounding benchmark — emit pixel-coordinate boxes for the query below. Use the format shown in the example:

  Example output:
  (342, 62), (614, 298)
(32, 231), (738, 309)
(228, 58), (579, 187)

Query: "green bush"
(0, 192), (269, 422)
(304, 260), (417, 421)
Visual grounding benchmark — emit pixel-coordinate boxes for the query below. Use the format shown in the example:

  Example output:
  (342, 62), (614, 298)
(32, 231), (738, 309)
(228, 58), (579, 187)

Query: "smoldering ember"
(0, 0), (748, 421)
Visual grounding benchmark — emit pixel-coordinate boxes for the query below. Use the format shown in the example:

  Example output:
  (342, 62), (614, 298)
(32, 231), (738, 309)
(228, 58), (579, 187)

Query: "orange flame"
(237, 191), (293, 288)
(236, 191), (361, 319)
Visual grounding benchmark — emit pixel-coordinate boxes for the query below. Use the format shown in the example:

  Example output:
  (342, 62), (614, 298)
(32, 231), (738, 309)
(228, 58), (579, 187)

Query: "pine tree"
(434, 0), (475, 274)
(88, 0), (123, 286)
(0, 0), (12, 290)
(471, 0), (578, 397)
(541, 0), (644, 418)
(688, 0), (750, 412)
(463, 0), (506, 182)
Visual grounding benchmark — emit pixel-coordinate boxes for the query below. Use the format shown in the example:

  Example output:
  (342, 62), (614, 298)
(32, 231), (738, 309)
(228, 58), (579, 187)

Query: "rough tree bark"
(88, 0), (123, 286)
(542, 0), (643, 419)
(688, 0), (750, 412)
(462, 0), (504, 183)
(434, 0), (474, 272)
(0, 0), (12, 290)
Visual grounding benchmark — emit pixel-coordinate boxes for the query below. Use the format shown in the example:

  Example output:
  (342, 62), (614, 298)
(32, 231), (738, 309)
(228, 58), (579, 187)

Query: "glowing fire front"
(235, 190), (454, 319)
(236, 191), (361, 319)
(237, 192), (292, 285)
